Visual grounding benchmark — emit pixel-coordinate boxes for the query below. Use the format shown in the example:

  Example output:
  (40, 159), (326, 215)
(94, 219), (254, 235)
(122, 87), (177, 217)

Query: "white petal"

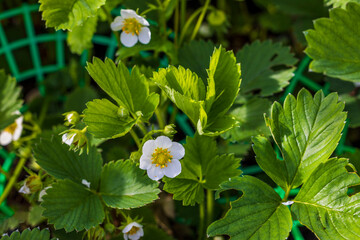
(121, 32), (138, 47)
(164, 159), (181, 178)
(142, 139), (156, 156)
(111, 16), (124, 31)
(129, 232), (141, 240)
(139, 156), (152, 170)
(147, 166), (164, 181)
(123, 222), (142, 233)
(354, 82), (360, 87)
(19, 184), (31, 194)
(138, 27), (151, 44)
(154, 136), (172, 149)
(136, 15), (149, 26)
(0, 131), (12, 146)
(15, 115), (23, 125)
(169, 142), (185, 159)
(81, 179), (91, 188)
(121, 9), (138, 18)
(62, 133), (75, 145)
(138, 227), (144, 237)
(38, 186), (52, 202)
(123, 233), (128, 240)
(13, 125), (22, 141)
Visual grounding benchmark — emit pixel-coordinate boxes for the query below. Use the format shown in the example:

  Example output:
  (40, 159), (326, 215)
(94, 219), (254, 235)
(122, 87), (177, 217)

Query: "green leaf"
(42, 179), (104, 232)
(34, 133), (103, 190)
(163, 134), (241, 206)
(236, 40), (297, 96)
(222, 97), (271, 142)
(292, 158), (360, 239)
(99, 160), (160, 209)
(27, 205), (45, 227)
(260, 89), (346, 189)
(0, 228), (50, 240)
(207, 175), (292, 240)
(67, 16), (97, 55)
(83, 98), (139, 139)
(64, 86), (98, 113)
(305, 2), (360, 81)
(39, 0), (105, 30)
(324, 0), (360, 8)
(86, 58), (159, 120)
(178, 40), (216, 82)
(0, 70), (22, 130)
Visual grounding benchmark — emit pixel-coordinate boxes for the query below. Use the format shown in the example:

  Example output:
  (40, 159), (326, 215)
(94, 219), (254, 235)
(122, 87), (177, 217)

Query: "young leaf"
(34, 133), (103, 190)
(83, 98), (140, 139)
(292, 158), (360, 239)
(0, 228), (51, 240)
(236, 40), (297, 96)
(0, 70), (22, 130)
(305, 2), (360, 81)
(163, 134), (241, 206)
(67, 16), (97, 55)
(324, 0), (360, 9)
(99, 160), (160, 209)
(86, 58), (159, 120)
(207, 175), (292, 240)
(39, 0), (105, 30)
(42, 179), (105, 232)
(255, 89), (346, 190)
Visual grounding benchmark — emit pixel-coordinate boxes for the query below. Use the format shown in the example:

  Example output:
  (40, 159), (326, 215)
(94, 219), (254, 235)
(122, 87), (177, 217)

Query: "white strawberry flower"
(111, 9), (151, 47)
(19, 182), (31, 194)
(0, 111), (23, 146)
(122, 222), (144, 240)
(140, 136), (185, 181)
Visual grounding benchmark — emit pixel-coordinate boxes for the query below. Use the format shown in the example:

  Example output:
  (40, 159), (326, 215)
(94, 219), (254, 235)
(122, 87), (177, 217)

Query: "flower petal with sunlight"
(122, 222), (144, 240)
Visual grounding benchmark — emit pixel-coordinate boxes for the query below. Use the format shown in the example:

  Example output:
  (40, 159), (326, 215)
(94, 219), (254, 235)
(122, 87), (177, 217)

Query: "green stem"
(169, 106), (178, 124)
(38, 97), (49, 127)
(102, 6), (122, 47)
(198, 200), (206, 240)
(129, 130), (141, 148)
(206, 189), (214, 227)
(0, 157), (27, 205)
(137, 122), (148, 136)
(174, 0), (180, 48)
(190, 0), (211, 40)
(0, 166), (9, 179)
(180, 0), (186, 29)
(179, 8), (203, 46)
(156, 0), (167, 40)
(155, 108), (166, 130)
(282, 186), (291, 201)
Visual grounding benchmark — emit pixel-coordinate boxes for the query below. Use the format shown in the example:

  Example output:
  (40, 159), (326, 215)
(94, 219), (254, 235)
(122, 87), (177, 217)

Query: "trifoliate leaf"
(292, 158), (360, 239)
(178, 40), (215, 82)
(0, 228), (51, 240)
(42, 179), (104, 232)
(163, 133), (241, 206)
(305, 2), (360, 81)
(324, 0), (360, 8)
(86, 58), (159, 120)
(256, 89), (346, 190)
(0, 70), (22, 130)
(67, 16), (97, 55)
(221, 97), (271, 142)
(236, 40), (297, 96)
(83, 98), (140, 139)
(99, 160), (160, 209)
(39, 0), (105, 30)
(207, 175), (292, 240)
(34, 133), (103, 190)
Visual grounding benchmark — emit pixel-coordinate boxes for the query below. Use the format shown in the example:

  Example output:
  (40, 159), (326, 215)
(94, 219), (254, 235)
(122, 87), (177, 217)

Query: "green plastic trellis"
(0, 4), (357, 240)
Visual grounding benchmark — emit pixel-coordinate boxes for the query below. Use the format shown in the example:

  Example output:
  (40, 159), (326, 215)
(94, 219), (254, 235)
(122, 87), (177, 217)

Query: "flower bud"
(63, 111), (80, 126)
(86, 226), (105, 240)
(164, 124), (177, 137)
(104, 223), (116, 233)
(117, 106), (129, 118)
(61, 127), (88, 154)
(25, 175), (42, 193)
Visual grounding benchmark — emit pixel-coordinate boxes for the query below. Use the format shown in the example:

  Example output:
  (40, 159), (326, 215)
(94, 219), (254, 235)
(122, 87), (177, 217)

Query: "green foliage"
(163, 133), (241, 206)
(254, 89), (346, 190)
(42, 179), (105, 232)
(325, 0), (360, 8)
(154, 46), (241, 136)
(0, 228), (51, 240)
(207, 176), (292, 240)
(305, 2), (360, 81)
(292, 158), (360, 239)
(64, 86), (99, 113)
(100, 160), (160, 209)
(84, 58), (159, 138)
(39, 0), (105, 30)
(67, 16), (98, 55)
(236, 40), (297, 96)
(142, 225), (175, 240)
(0, 70), (22, 130)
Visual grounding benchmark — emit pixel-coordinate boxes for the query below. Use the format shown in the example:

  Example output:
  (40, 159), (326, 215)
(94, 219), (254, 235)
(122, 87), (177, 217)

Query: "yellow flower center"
(128, 226), (140, 235)
(4, 122), (17, 135)
(122, 17), (142, 36)
(151, 148), (172, 168)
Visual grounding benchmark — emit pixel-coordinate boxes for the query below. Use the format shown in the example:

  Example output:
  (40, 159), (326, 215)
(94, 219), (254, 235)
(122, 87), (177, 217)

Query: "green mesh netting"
(0, 3), (356, 240)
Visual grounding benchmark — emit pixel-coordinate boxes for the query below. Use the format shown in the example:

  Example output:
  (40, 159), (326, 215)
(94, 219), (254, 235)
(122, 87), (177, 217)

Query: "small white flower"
(38, 186), (52, 202)
(111, 9), (151, 47)
(19, 182), (31, 194)
(140, 136), (185, 181)
(62, 133), (76, 146)
(122, 222), (144, 240)
(0, 112), (23, 146)
(81, 179), (91, 188)
(282, 201), (294, 206)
